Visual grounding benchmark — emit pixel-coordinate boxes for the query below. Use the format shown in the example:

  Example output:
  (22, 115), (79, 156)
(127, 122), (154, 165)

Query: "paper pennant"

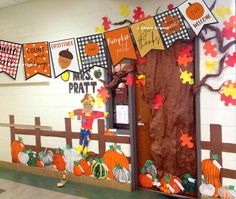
(23, 42), (51, 80)
(0, 40), (21, 79)
(104, 27), (137, 65)
(154, 8), (190, 49)
(49, 38), (80, 78)
(178, 0), (218, 35)
(77, 34), (108, 72)
(130, 17), (165, 57)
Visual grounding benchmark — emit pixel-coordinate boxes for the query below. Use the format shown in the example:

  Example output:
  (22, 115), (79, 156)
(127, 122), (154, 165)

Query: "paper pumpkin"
(84, 42), (100, 57)
(161, 15), (181, 36)
(180, 129), (194, 148)
(11, 137), (25, 163)
(186, 2), (204, 20)
(180, 69), (194, 85)
(203, 41), (217, 57)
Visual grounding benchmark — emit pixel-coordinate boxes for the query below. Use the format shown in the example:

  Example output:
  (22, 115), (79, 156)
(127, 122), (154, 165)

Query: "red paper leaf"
(225, 52), (236, 67)
(136, 50), (147, 65)
(126, 73), (133, 86)
(222, 15), (236, 40)
(153, 94), (163, 110)
(177, 54), (193, 67)
(179, 45), (193, 57)
(102, 17), (111, 31)
(167, 4), (174, 10)
(203, 41), (217, 57)
(133, 6), (145, 21)
(180, 130), (194, 149)
(219, 80), (236, 106)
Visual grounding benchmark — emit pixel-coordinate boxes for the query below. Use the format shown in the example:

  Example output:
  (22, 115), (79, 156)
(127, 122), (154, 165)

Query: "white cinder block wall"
(0, 0), (235, 186)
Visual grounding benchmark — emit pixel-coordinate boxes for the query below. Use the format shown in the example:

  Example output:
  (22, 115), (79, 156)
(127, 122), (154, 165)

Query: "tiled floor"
(0, 167), (170, 199)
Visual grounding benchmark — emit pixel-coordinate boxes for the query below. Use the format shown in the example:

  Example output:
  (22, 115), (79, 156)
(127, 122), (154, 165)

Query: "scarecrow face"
(83, 101), (94, 114)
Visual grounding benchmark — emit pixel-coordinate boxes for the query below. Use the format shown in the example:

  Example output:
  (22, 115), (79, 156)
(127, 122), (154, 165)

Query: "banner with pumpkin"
(0, 0), (218, 79)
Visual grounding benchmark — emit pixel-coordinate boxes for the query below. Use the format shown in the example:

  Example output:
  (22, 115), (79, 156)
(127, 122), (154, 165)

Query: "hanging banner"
(49, 38), (80, 78)
(130, 17), (165, 57)
(154, 8), (190, 49)
(0, 40), (21, 79)
(104, 27), (137, 65)
(23, 42), (51, 80)
(178, 0), (218, 35)
(77, 34), (108, 72)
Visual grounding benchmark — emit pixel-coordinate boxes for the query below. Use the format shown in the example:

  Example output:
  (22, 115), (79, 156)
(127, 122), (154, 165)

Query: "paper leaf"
(136, 75), (145, 87)
(203, 41), (217, 57)
(228, 185), (235, 190)
(133, 6), (145, 21)
(180, 130), (194, 148)
(225, 52), (236, 67)
(219, 80), (236, 106)
(126, 73), (133, 86)
(205, 60), (218, 73)
(95, 25), (105, 33)
(179, 45), (193, 57)
(102, 17), (111, 31)
(136, 50), (147, 65)
(153, 94), (163, 110)
(222, 16), (236, 40)
(213, 4), (233, 19)
(177, 54), (193, 67)
(96, 97), (103, 108)
(97, 87), (110, 103)
(161, 15), (181, 36)
(180, 69), (194, 85)
(167, 4), (174, 10)
(119, 4), (130, 17)
(212, 154), (219, 161)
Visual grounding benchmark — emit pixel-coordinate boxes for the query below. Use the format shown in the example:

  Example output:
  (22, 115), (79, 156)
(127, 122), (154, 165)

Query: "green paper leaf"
(212, 154), (219, 161)
(109, 145), (114, 150)
(74, 161), (78, 165)
(152, 174), (157, 180)
(18, 136), (23, 142)
(117, 145), (121, 151)
(141, 167), (146, 173)
(182, 173), (192, 179)
(228, 185), (235, 190)
(66, 144), (71, 150)
(201, 178), (207, 183)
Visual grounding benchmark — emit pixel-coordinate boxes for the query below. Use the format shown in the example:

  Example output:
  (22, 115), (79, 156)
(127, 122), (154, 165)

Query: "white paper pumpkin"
(112, 164), (131, 183)
(18, 151), (29, 165)
(64, 146), (81, 173)
(38, 148), (53, 166)
(199, 183), (215, 197)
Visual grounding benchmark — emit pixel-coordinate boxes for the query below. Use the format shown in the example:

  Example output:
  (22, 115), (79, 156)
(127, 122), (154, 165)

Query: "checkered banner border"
(0, 40), (22, 79)
(154, 8), (190, 49)
(77, 34), (108, 72)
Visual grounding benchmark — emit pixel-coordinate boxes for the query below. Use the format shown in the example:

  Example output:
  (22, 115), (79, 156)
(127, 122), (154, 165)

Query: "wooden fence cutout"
(9, 115), (131, 161)
(201, 124), (236, 182)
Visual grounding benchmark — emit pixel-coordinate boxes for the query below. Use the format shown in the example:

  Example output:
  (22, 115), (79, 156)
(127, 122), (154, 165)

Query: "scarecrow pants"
(79, 129), (91, 147)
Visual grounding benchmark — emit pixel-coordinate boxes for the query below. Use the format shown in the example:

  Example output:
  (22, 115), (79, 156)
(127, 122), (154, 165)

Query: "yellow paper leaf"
(96, 97), (103, 108)
(180, 69), (194, 85)
(95, 25), (105, 33)
(221, 84), (236, 98)
(119, 4), (130, 17)
(205, 60), (218, 73)
(213, 4), (232, 19)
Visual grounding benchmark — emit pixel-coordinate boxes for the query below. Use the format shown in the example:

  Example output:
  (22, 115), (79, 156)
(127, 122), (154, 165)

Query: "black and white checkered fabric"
(154, 8), (190, 49)
(77, 34), (108, 72)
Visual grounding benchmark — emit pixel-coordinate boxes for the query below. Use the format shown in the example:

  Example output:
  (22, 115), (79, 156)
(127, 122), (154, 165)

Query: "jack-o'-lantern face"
(58, 49), (73, 69)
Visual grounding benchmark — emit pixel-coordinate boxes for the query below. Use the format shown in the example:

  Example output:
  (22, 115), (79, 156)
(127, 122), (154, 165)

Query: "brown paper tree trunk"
(144, 41), (196, 177)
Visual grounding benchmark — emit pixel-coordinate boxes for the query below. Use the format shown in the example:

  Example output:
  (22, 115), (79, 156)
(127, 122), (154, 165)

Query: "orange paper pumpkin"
(186, 2), (204, 20)
(11, 137), (25, 163)
(103, 145), (129, 180)
(73, 161), (85, 176)
(53, 148), (66, 171)
(79, 158), (92, 176)
(139, 173), (154, 188)
(84, 42), (99, 57)
(201, 155), (221, 197)
(160, 175), (182, 194)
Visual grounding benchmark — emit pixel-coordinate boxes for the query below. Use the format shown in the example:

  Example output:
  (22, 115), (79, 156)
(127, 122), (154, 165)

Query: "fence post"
(35, 117), (41, 154)
(210, 124), (223, 183)
(9, 115), (15, 143)
(98, 119), (105, 156)
(65, 118), (72, 146)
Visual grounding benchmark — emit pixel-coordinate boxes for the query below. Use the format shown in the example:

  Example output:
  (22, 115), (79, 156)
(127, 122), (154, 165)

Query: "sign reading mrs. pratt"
(49, 38), (80, 78)
(178, 0), (217, 35)
(104, 27), (137, 65)
(0, 40), (21, 79)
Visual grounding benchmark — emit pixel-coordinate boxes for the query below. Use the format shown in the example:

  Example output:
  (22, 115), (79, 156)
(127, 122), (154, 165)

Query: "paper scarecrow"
(69, 94), (108, 155)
